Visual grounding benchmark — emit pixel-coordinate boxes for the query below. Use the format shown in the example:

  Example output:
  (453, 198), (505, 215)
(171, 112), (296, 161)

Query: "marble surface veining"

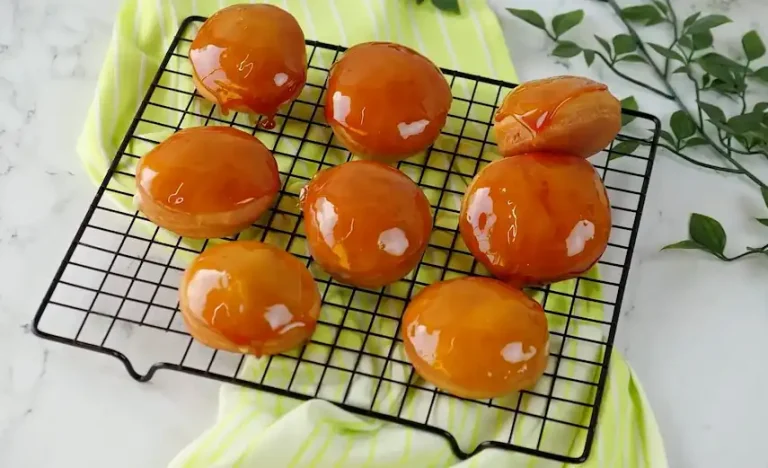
(1, 0), (767, 467)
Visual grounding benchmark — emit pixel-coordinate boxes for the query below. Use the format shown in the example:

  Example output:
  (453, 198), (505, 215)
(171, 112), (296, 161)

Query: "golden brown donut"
(325, 42), (452, 162)
(402, 277), (550, 399)
(179, 241), (320, 357)
(494, 75), (621, 158)
(300, 161), (433, 288)
(134, 126), (280, 239)
(189, 4), (307, 124)
(459, 152), (611, 287)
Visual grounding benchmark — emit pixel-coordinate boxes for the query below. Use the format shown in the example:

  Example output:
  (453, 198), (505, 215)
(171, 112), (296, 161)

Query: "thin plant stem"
(656, 142), (742, 173)
(592, 50), (674, 99)
(663, 0), (678, 77)
(718, 243), (768, 261)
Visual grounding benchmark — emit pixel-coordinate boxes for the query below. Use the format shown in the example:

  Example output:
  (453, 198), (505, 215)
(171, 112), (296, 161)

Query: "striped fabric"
(76, 1), (668, 466)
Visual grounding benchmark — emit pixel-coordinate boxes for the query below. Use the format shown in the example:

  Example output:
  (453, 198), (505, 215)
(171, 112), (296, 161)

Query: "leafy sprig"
(507, 1), (768, 262)
(414, 0), (460, 14)
(662, 187), (768, 261)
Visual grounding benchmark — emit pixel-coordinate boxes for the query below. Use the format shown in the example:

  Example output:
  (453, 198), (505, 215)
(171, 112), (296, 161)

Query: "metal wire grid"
(32, 16), (659, 464)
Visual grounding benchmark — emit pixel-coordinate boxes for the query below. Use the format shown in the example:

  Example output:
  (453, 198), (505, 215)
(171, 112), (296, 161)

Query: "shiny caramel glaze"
(325, 42), (452, 162)
(459, 153), (611, 287)
(179, 241), (320, 357)
(135, 126), (280, 238)
(189, 4), (307, 119)
(494, 76), (621, 158)
(402, 277), (549, 399)
(300, 161), (433, 288)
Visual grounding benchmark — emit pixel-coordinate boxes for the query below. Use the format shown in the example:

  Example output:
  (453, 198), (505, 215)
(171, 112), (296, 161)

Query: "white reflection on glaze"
(236, 197), (255, 205)
(332, 91), (351, 126)
(566, 220), (595, 257)
(466, 187), (498, 264)
(506, 205), (518, 244)
(274, 72), (289, 86)
(397, 119), (430, 139)
(264, 304), (293, 330)
(139, 167), (158, 192)
(378, 227), (409, 256)
(211, 303), (230, 326)
(407, 319), (439, 365)
(279, 322), (306, 335)
(237, 54), (254, 78)
(167, 182), (185, 205)
(186, 269), (230, 319)
(190, 44), (227, 85)
(314, 197), (338, 248)
(501, 342), (537, 364)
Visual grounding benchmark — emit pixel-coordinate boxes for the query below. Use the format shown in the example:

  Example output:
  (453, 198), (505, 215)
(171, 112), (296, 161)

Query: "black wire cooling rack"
(33, 16), (660, 464)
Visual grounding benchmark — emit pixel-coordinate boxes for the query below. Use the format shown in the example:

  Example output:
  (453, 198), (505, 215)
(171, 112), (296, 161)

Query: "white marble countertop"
(2, 0), (767, 467)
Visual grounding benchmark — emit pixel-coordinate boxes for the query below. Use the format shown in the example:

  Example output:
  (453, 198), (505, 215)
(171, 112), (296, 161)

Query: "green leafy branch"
(506, 2), (768, 262)
(507, 4), (768, 189)
(507, 8), (674, 99)
(663, 188), (768, 261)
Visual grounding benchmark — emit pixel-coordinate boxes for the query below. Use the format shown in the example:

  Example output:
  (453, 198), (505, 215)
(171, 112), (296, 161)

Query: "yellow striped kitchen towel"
(77, 1), (668, 466)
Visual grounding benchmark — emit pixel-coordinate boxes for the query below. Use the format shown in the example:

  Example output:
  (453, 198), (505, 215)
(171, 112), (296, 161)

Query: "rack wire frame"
(33, 16), (660, 464)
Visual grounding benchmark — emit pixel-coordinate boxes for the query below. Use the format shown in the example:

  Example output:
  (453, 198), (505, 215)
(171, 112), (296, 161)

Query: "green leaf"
(698, 55), (736, 85)
(583, 49), (596, 67)
(618, 54), (647, 63)
(670, 110), (696, 140)
(683, 12), (701, 30)
(621, 4), (665, 26)
(754, 66), (768, 82)
(757, 218), (768, 227)
(594, 35), (612, 57)
(753, 102), (768, 113)
(682, 137), (708, 148)
(692, 31), (714, 50)
(658, 130), (676, 146)
(610, 140), (640, 159)
(431, 0), (460, 13)
(612, 34), (637, 55)
(678, 35), (693, 49)
(620, 96), (638, 126)
(727, 112), (763, 135)
(762, 187), (768, 209)
(649, 42), (685, 63)
(700, 52), (743, 69)
(689, 213), (727, 255)
(651, 0), (668, 14)
(552, 10), (584, 38)
(672, 65), (689, 74)
(507, 8), (546, 30)
(661, 240), (706, 251)
(698, 101), (726, 123)
(711, 78), (744, 95)
(552, 41), (582, 58)
(708, 118), (736, 135)
(686, 15), (732, 34)
(742, 30), (765, 60)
